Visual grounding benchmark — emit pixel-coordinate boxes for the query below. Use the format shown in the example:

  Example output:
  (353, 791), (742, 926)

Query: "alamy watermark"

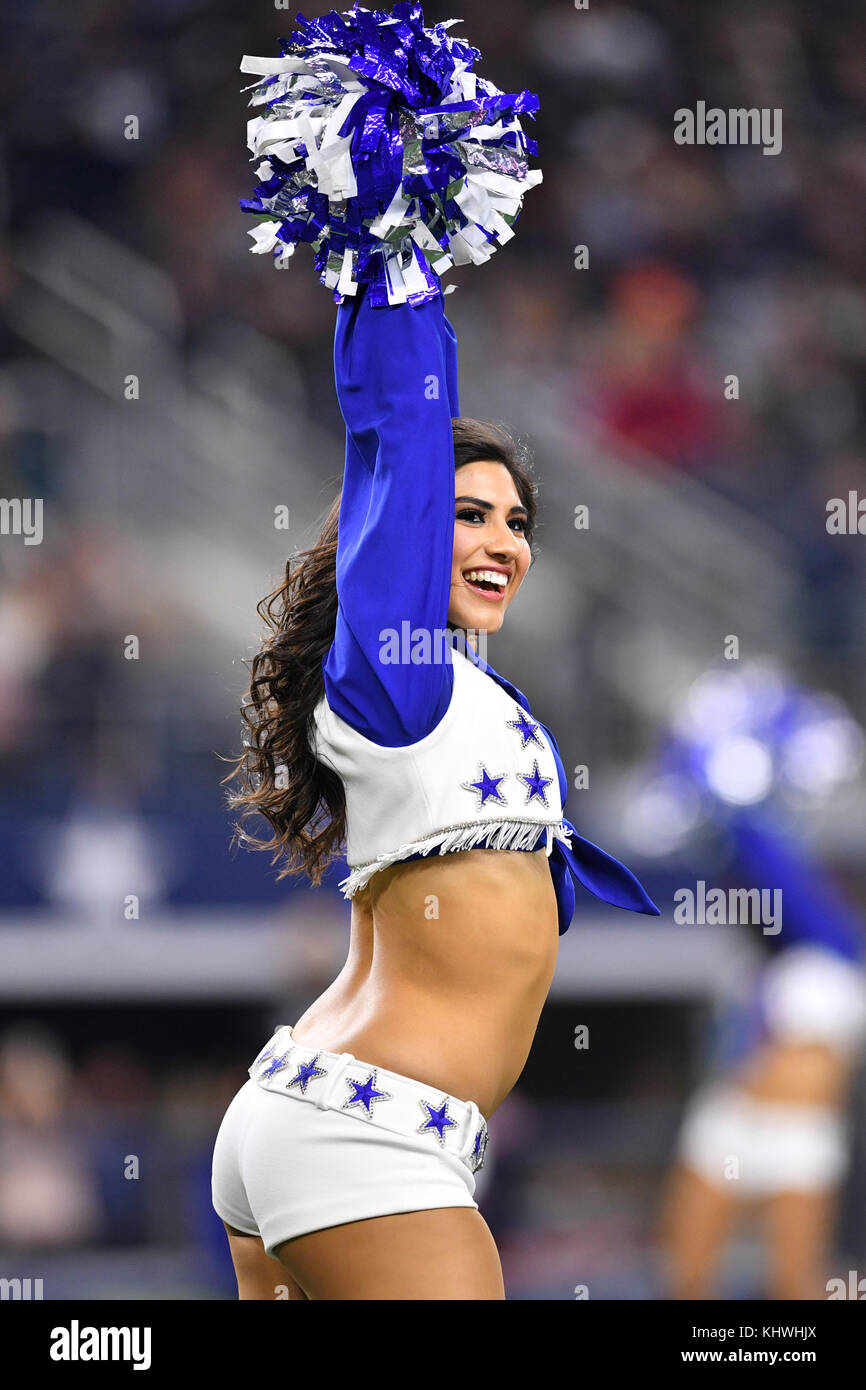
(50, 1321), (151, 1370)
(674, 880), (781, 935)
(827, 1270), (866, 1299)
(826, 491), (866, 534)
(1, 1276), (43, 1299)
(674, 102), (782, 156)
(0, 497), (43, 544)
(378, 622), (488, 665)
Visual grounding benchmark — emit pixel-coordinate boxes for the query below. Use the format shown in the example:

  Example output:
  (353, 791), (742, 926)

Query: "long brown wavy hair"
(224, 417), (539, 887)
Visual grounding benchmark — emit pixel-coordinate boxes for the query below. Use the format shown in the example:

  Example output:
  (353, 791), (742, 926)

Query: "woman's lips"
(463, 575), (506, 601)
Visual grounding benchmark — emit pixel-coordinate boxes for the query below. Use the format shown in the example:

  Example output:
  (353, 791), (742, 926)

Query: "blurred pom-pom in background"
(239, 2), (542, 306)
(622, 660), (866, 858)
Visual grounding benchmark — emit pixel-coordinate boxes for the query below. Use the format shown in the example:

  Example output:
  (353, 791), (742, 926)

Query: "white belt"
(248, 1026), (489, 1174)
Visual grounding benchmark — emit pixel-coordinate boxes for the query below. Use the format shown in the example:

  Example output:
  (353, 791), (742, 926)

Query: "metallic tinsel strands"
(239, 2), (543, 307)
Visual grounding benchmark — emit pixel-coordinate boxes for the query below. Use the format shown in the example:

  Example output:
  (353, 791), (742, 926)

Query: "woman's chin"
(449, 602), (505, 635)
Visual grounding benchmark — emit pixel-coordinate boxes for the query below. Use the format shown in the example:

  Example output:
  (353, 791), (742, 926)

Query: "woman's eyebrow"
(455, 495), (528, 515)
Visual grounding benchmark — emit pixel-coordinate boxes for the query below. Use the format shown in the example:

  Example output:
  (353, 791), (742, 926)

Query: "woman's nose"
(486, 525), (520, 558)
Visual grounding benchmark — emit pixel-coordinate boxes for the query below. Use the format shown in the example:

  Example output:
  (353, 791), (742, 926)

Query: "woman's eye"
(456, 508), (527, 534)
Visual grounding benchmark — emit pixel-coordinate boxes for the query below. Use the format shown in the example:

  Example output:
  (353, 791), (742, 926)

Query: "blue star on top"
(259, 1047), (294, 1079)
(460, 762), (508, 810)
(517, 759), (553, 806)
(506, 706), (544, 749)
(342, 1069), (393, 1119)
(284, 1052), (328, 1094)
(418, 1096), (459, 1147)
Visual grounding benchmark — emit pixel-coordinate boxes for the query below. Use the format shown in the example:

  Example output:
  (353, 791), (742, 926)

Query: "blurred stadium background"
(1, 0), (866, 1299)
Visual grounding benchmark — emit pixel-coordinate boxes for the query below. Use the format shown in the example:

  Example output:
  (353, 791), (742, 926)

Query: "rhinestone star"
(284, 1052), (328, 1094)
(470, 1122), (489, 1173)
(418, 1096), (459, 1147)
(460, 762), (508, 810)
(259, 1048), (294, 1079)
(250, 1037), (280, 1071)
(517, 759), (553, 806)
(342, 1069), (393, 1120)
(506, 706), (544, 749)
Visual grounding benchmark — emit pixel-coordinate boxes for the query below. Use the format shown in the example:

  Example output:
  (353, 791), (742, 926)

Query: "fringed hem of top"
(339, 817), (574, 898)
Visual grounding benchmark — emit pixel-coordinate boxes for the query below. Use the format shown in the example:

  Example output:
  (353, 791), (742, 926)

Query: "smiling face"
(448, 459), (532, 635)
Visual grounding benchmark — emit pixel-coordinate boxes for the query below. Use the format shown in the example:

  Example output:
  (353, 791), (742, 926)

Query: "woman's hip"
(211, 1026), (490, 1256)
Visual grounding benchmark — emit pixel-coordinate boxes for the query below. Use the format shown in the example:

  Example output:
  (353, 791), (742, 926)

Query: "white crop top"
(311, 642), (574, 898)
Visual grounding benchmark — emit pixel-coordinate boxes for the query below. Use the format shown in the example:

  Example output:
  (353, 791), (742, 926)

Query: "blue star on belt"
(460, 761), (508, 810)
(284, 1052), (328, 1094)
(342, 1069), (393, 1119)
(259, 1047), (294, 1079)
(418, 1096), (459, 1146)
(507, 706), (544, 749)
(470, 1122), (489, 1173)
(250, 1036), (280, 1071)
(517, 759), (553, 806)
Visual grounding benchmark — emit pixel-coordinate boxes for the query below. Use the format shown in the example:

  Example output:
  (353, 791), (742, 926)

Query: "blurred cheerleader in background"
(631, 662), (866, 1299)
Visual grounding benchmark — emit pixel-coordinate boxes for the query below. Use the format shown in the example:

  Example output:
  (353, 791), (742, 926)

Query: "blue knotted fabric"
(465, 649), (662, 931)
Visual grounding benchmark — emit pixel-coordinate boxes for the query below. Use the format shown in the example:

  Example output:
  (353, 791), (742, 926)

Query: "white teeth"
(464, 569), (508, 587)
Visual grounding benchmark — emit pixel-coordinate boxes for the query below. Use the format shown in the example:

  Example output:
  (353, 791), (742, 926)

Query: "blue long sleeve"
(319, 282), (662, 932)
(728, 809), (864, 962)
(322, 283), (460, 746)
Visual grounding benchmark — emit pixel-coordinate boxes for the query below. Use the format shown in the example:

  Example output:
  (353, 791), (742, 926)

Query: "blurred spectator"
(0, 1027), (102, 1246)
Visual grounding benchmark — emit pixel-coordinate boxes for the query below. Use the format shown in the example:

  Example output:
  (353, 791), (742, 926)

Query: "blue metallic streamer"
(240, 1), (541, 306)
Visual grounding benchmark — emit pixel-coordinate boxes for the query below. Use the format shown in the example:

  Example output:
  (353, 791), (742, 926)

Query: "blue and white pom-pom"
(239, 2), (542, 307)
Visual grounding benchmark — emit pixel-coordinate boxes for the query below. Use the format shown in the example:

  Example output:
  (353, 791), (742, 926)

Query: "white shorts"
(211, 1026), (487, 1258)
(677, 1080), (850, 1196)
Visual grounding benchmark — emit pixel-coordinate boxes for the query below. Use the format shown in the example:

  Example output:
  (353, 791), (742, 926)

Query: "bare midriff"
(289, 846), (560, 1118)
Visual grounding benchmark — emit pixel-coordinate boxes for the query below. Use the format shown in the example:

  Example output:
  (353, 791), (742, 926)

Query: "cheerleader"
(660, 811), (866, 1300)
(211, 3), (659, 1301)
(646, 664), (866, 1299)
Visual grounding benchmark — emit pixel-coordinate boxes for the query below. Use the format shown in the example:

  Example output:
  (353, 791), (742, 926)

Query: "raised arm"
(321, 283), (461, 746)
